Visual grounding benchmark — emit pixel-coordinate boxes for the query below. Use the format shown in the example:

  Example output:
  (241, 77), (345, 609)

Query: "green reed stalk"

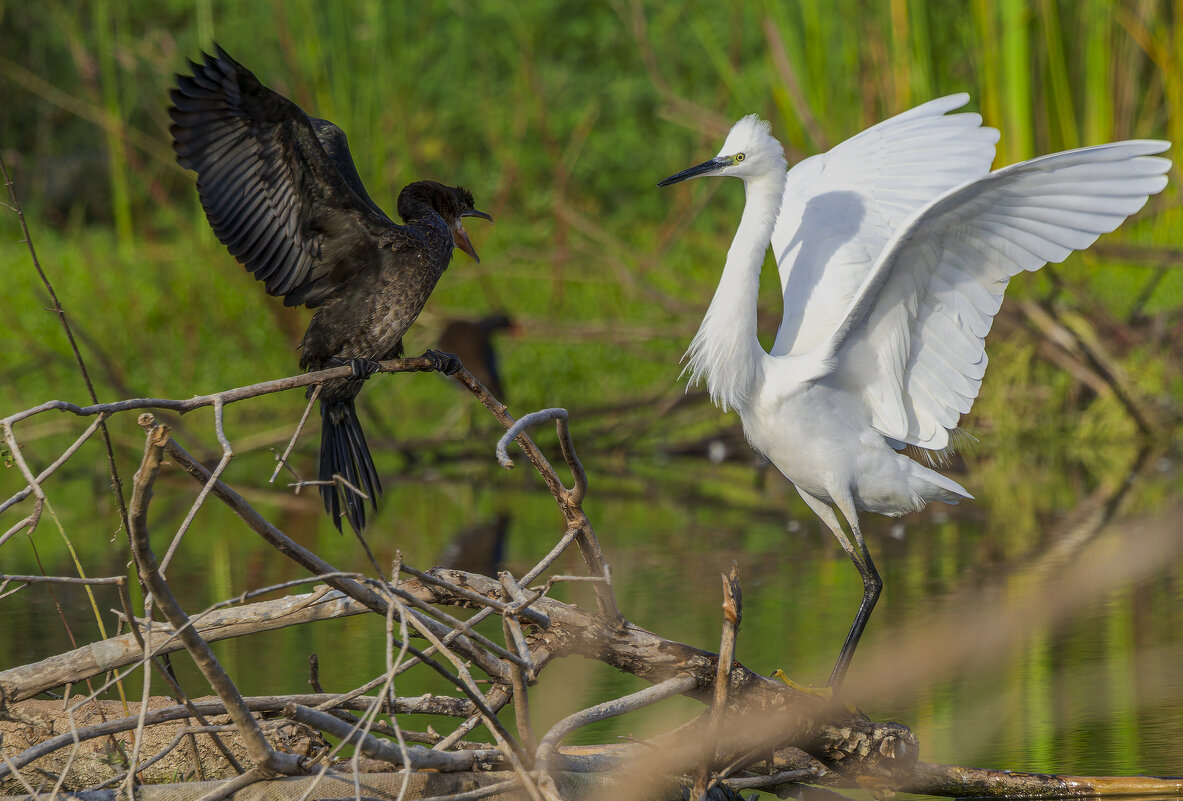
(1038, 0), (1078, 150)
(906, 0), (935, 108)
(999, 0), (1032, 160)
(91, 0), (133, 251)
(1082, 0), (1113, 144)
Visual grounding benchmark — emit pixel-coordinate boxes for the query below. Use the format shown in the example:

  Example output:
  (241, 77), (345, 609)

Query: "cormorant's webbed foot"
(422, 349), (462, 376)
(329, 357), (383, 380)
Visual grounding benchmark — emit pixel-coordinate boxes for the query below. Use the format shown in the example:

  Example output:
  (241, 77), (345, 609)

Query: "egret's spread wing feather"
(825, 140), (1171, 450)
(170, 46), (390, 308)
(771, 94), (1000, 356)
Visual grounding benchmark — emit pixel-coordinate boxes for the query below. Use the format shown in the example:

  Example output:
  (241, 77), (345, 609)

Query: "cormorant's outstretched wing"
(170, 45), (394, 308)
(818, 141), (1170, 451)
(770, 95), (999, 357)
(308, 117), (391, 223)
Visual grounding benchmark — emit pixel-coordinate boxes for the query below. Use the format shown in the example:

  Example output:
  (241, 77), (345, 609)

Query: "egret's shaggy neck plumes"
(684, 121), (787, 412)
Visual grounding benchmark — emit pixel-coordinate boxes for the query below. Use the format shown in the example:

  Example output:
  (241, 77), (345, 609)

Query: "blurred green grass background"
(1, 0), (1180, 501)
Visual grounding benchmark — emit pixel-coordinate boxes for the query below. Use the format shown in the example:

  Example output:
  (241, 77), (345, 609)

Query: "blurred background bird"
(169, 45), (492, 536)
(659, 95), (1170, 690)
(438, 313), (518, 401)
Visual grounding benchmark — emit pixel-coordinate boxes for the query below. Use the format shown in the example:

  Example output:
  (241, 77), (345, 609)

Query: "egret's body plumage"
(661, 95), (1170, 688)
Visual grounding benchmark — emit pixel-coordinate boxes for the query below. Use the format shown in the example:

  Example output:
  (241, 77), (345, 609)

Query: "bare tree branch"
(492, 406), (616, 620)
(282, 704), (502, 772)
(901, 762), (1183, 798)
(694, 563), (742, 798)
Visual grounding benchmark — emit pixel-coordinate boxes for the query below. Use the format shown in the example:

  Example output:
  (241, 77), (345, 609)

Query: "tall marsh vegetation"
(2, 1), (1179, 507)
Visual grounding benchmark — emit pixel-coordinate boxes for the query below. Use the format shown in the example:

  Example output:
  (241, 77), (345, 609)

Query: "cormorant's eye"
(734, 153), (746, 163)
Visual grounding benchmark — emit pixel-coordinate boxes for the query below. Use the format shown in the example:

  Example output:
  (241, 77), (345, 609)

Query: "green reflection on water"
(1, 438), (1181, 778)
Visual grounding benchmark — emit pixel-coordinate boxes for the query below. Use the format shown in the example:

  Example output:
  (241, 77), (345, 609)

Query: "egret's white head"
(658, 114), (786, 187)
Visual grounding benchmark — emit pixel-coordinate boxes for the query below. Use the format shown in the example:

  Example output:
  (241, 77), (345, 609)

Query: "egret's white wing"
(771, 94), (1000, 356)
(821, 140), (1171, 450)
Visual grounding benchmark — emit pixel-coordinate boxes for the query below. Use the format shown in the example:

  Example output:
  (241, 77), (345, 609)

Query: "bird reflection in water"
(437, 513), (511, 577)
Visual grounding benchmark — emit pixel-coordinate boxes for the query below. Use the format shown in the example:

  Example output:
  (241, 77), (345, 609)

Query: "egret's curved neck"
(684, 170), (786, 412)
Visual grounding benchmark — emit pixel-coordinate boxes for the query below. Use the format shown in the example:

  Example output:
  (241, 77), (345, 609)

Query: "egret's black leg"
(827, 539), (882, 690)
(422, 348), (462, 376)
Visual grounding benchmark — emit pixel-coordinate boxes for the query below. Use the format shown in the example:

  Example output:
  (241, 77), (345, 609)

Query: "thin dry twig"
(1, 356), (450, 428)
(160, 400), (235, 573)
(144, 424), (522, 728)
(269, 384), (320, 484)
(0, 414), (105, 517)
(535, 674), (699, 783)
(0, 694), (485, 780)
(492, 406), (616, 620)
(399, 562), (549, 628)
(1, 154), (131, 547)
(495, 408), (587, 505)
(127, 423), (305, 778)
(695, 563), (742, 799)
(282, 704), (501, 772)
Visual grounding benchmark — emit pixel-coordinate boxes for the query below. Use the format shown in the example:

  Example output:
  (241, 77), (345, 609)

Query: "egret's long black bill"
(657, 156), (728, 187)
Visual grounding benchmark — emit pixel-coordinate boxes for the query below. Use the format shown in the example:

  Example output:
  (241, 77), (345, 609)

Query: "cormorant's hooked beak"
(453, 208), (493, 263)
(658, 156), (730, 187)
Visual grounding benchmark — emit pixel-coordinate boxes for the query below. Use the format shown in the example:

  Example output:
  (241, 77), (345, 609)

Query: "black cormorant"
(169, 46), (491, 534)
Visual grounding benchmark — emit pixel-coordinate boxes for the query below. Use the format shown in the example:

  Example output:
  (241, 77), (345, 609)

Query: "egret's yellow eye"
(734, 153), (746, 163)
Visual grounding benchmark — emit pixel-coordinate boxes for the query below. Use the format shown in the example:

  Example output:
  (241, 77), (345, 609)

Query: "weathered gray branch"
(536, 673), (698, 775)
(0, 588), (369, 703)
(900, 762), (1183, 798)
(491, 406), (616, 620)
(0, 357), (448, 428)
(417, 568), (919, 781)
(283, 704), (502, 772)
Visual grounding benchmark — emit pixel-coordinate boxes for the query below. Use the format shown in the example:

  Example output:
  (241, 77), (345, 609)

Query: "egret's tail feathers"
(319, 398), (382, 533)
(914, 462), (973, 505)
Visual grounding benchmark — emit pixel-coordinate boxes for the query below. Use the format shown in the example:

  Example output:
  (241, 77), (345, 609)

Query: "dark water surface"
(2, 434), (1181, 785)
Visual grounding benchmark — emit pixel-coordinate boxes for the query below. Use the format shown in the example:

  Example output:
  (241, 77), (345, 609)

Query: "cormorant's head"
(657, 114), (787, 187)
(400, 181), (493, 262)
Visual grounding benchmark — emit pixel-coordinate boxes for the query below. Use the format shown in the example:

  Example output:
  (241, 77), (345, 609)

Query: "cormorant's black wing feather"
(309, 118), (391, 223)
(169, 45), (395, 308)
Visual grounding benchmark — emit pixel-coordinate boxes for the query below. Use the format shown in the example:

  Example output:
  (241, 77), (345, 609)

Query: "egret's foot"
(422, 348), (461, 376)
(329, 357), (382, 380)
(771, 669), (833, 700)
(772, 669), (860, 714)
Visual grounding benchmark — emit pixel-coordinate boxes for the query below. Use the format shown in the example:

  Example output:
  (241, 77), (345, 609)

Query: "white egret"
(659, 95), (1170, 689)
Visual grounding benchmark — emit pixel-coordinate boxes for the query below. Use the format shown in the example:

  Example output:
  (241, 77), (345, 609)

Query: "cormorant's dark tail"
(319, 397), (382, 533)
